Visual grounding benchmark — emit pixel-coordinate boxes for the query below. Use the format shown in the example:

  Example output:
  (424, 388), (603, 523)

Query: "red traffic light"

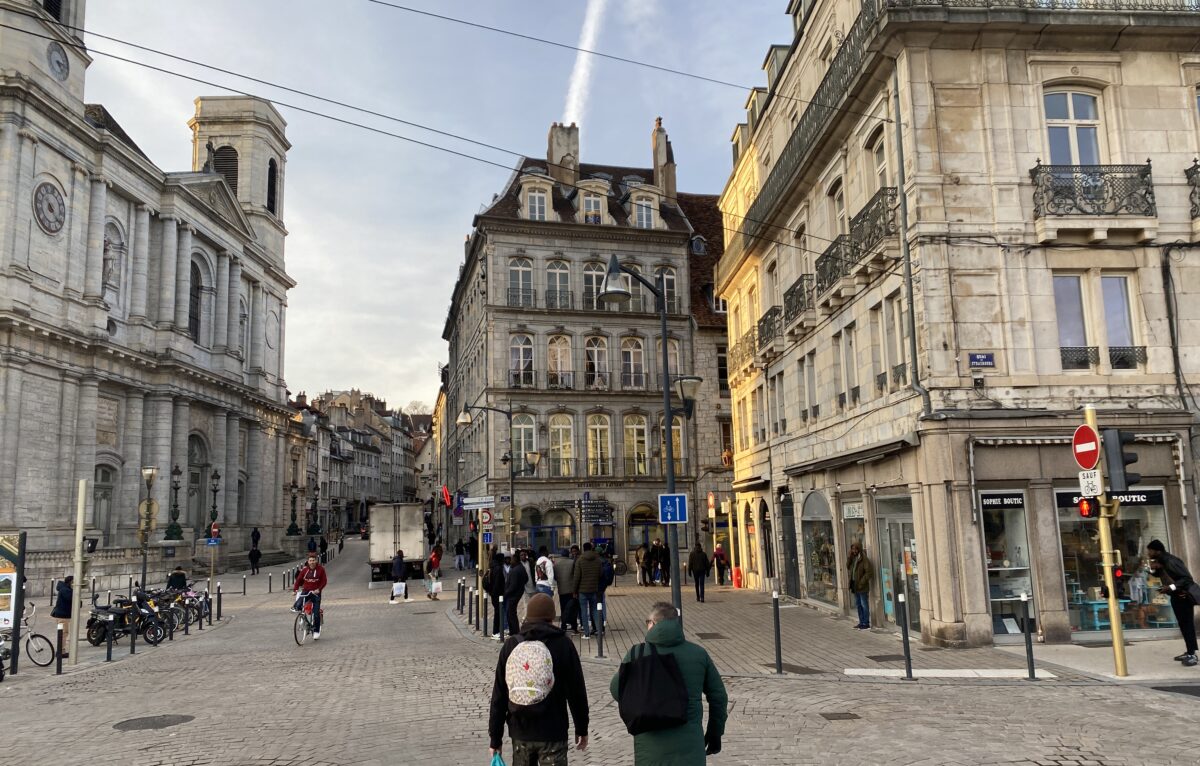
(1078, 497), (1100, 518)
(1114, 567), (1124, 579)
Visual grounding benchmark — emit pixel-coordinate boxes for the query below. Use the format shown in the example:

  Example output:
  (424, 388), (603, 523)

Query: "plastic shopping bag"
(431, 579), (443, 594)
(490, 754), (507, 766)
(391, 581), (406, 599)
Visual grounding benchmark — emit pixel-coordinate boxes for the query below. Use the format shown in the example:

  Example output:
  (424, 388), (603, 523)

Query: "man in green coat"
(609, 602), (728, 764)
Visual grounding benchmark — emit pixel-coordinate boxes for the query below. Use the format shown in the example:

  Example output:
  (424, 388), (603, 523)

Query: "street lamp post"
(599, 253), (703, 617)
(139, 466), (159, 586)
(286, 482), (301, 536)
(209, 470), (221, 536)
(308, 485), (322, 536)
(166, 465), (183, 541)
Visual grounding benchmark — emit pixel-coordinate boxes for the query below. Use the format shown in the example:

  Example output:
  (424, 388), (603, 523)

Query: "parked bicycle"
(0, 604), (56, 678)
(292, 591), (323, 646)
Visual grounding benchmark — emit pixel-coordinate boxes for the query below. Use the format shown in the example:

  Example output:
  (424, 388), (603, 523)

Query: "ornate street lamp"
(167, 465), (183, 541)
(306, 480), (322, 536)
(286, 481), (301, 536)
(139, 466), (160, 586)
(209, 470), (221, 537)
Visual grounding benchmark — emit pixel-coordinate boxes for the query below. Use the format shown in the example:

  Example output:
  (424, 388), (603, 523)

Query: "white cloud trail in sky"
(562, 0), (610, 127)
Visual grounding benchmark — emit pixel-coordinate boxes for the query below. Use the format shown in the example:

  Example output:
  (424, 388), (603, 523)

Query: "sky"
(80, 0), (785, 411)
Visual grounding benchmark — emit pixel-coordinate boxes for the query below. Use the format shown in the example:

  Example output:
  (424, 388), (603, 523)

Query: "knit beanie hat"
(525, 593), (556, 624)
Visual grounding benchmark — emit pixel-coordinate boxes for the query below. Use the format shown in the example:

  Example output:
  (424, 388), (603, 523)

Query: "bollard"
(206, 593), (214, 627)
(55, 623), (64, 675)
(130, 621), (137, 655)
(467, 587), (475, 625)
(269, 573), (273, 594)
(198, 595), (205, 631)
(596, 603), (605, 658)
(49, 578), (55, 607)
(457, 579), (463, 613)
(499, 595), (505, 639)
(105, 615), (114, 661)
(106, 589), (111, 607)
(772, 590), (783, 675)
(128, 575), (133, 598)
(897, 593), (914, 680)
(217, 583), (223, 621)
(481, 590), (488, 634)
(184, 606), (190, 635)
(91, 576), (96, 594)
(1021, 592), (1037, 682)
(243, 575), (246, 596)
(168, 609), (175, 642)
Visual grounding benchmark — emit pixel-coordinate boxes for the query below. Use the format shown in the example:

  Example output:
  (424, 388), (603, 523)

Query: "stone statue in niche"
(202, 140), (215, 173)
(102, 239), (117, 288)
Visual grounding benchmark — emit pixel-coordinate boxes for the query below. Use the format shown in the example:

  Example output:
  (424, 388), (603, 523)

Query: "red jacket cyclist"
(293, 552), (328, 639)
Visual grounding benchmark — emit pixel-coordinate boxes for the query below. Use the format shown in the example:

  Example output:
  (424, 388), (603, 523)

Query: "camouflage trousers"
(511, 739), (569, 766)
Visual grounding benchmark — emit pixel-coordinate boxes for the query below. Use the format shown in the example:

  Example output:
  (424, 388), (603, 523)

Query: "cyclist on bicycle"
(292, 552), (328, 640)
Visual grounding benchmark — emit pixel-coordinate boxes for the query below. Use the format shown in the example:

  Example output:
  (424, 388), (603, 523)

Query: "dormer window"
(527, 189), (547, 221)
(583, 194), (603, 224)
(634, 196), (654, 229)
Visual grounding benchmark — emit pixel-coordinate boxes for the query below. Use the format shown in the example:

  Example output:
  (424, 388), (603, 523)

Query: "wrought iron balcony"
(1030, 162), (1156, 218)
(850, 187), (898, 256)
(547, 371), (575, 390)
(1108, 346), (1146, 370)
(1187, 160), (1200, 220)
(583, 370), (610, 390)
(784, 275), (815, 323)
(814, 235), (857, 296)
(623, 457), (651, 477)
(547, 458), (577, 478)
(582, 290), (601, 311)
(509, 369), (536, 388)
(507, 288), (536, 308)
(1060, 346), (1099, 370)
(734, 327), (758, 372)
(586, 458), (613, 477)
(545, 290), (574, 310)
(621, 371), (648, 390)
(757, 306), (782, 352)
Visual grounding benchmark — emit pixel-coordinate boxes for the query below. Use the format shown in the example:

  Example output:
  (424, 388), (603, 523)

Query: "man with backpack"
(488, 593), (589, 765)
(610, 602), (728, 764)
(535, 546), (556, 597)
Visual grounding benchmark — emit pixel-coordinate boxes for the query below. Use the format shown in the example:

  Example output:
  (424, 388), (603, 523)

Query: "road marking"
(844, 668), (1057, 679)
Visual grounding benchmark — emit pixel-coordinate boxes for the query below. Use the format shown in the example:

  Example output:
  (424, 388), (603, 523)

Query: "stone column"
(129, 206), (151, 321)
(247, 423), (264, 526)
(8, 129), (38, 271)
(56, 373), (80, 520)
(206, 406), (226, 535)
(214, 251), (230, 350)
(174, 225), (193, 330)
(172, 397), (190, 528)
(250, 282), (265, 372)
(120, 390), (145, 540)
(226, 257), (243, 352)
(0, 125), (18, 267)
(84, 177), (107, 300)
(0, 356), (27, 525)
(158, 218), (178, 328)
(64, 164), (90, 296)
(1029, 480), (1072, 643)
(73, 377), (100, 528)
(225, 412), (241, 523)
(146, 393), (174, 535)
(274, 426), (287, 535)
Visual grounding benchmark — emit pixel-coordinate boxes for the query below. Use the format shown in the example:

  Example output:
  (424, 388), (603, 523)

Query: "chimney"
(652, 116), (677, 200)
(296, 391), (308, 408)
(547, 122), (580, 186)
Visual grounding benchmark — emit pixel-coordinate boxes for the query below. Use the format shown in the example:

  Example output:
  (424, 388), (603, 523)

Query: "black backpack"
(616, 642), (689, 735)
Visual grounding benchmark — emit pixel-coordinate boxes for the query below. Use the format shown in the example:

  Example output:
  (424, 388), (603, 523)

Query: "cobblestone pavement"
(5, 540), (1200, 765)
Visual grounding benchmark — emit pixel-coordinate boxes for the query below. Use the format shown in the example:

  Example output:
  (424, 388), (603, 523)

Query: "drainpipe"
(892, 66), (931, 417)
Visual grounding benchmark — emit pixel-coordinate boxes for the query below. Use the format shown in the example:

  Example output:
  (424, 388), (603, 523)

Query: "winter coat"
(554, 556), (576, 595)
(166, 571), (188, 590)
(687, 548), (710, 577)
(486, 558), (507, 598)
(609, 617), (728, 765)
(488, 620), (589, 750)
(635, 545), (649, 566)
(522, 560), (537, 596)
(504, 560), (529, 601)
(848, 553), (874, 594)
(1152, 551), (1200, 603)
(250, 529), (261, 548)
(391, 554), (406, 579)
(51, 581), (73, 619)
(571, 550), (603, 594)
(248, 549), (262, 565)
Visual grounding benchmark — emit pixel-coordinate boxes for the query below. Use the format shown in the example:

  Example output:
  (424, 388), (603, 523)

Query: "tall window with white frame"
(659, 415), (684, 474)
(587, 414), (611, 476)
(716, 345), (729, 393)
(583, 262), (605, 310)
(547, 335), (573, 389)
(1044, 90), (1102, 166)
(805, 350), (817, 419)
(583, 193), (603, 224)
(527, 188), (547, 221)
(665, 338), (680, 381)
(546, 261), (571, 309)
(828, 179), (847, 236)
(510, 334), (534, 387)
(634, 195), (654, 228)
(1053, 274), (1092, 370)
(620, 264), (645, 312)
(549, 414), (574, 477)
(584, 336), (609, 389)
(1102, 275), (1141, 370)
(511, 414), (536, 474)
(621, 337), (645, 390)
(656, 266), (678, 313)
(869, 130), (888, 192)
(508, 257), (533, 307)
(624, 414), (649, 476)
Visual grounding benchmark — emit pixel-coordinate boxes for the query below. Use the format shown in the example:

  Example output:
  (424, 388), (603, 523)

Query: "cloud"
(562, 0), (610, 129)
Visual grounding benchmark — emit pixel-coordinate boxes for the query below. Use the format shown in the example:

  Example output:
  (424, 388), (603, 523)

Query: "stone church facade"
(0, 1), (294, 556)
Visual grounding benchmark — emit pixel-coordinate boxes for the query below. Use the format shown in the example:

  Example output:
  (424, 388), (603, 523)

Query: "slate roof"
(477, 158), (690, 232)
(675, 192), (728, 330)
(84, 104), (150, 161)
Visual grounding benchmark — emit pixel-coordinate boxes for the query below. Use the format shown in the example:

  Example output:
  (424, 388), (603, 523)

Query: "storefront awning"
(783, 432), (919, 476)
(731, 475), (770, 492)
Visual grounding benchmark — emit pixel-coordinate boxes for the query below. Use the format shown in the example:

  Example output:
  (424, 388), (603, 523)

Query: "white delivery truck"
(368, 502), (427, 581)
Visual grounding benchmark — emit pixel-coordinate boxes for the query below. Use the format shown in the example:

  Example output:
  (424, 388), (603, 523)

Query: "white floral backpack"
(505, 637), (555, 708)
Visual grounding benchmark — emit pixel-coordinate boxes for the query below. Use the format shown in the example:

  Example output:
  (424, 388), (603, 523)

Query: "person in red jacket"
(292, 552), (328, 639)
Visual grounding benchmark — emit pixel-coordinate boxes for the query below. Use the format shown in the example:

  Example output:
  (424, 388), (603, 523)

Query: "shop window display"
(980, 491), (1033, 634)
(1055, 489), (1176, 632)
(803, 520), (838, 604)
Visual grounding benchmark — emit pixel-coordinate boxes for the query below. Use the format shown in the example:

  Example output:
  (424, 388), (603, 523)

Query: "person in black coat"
(1147, 539), (1200, 666)
(250, 527), (261, 550)
(503, 553), (529, 639)
(248, 547), (262, 575)
(486, 551), (506, 638)
(51, 576), (73, 657)
(390, 549), (407, 603)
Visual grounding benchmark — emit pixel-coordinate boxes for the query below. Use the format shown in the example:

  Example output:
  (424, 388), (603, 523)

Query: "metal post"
(467, 587), (474, 625)
(216, 583), (222, 621)
(658, 272), (683, 620)
(898, 593), (913, 680)
(55, 623), (64, 674)
(1084, 404), (1129, 677)
(168, 610), (175, 641)
(130, 621), (137, 654)
(207, 593), (214, 626)
(106, 589), (111, 606)
(1021, 592), (1037, 681)
(499, 595), (505, 639)
(482, 588), (488, 634)
(127, 575), (132, 598)
(596, 602), (605, 658)
(198, 595), (204, 631)
(49, 578), (55, 607)
(90, 576), (96, 594)
(243, 575), (246, 596)
(105, 615), (114, 661)
(772, 589), (783, 675)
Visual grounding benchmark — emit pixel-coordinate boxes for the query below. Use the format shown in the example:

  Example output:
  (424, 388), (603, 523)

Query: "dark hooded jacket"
(504, 560), (529, 601)
(488, 620), (588, 749)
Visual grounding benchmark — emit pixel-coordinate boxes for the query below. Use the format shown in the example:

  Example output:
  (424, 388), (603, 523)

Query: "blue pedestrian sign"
(658, 493), (688, 524)
(205, 537), (220, 546)
(482, 531), (494, 545)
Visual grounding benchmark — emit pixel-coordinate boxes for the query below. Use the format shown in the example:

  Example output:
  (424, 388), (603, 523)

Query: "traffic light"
(700, 519), (711, 534)
(1101, 429), (1140, 493)
(1078, 497), (1100, 518)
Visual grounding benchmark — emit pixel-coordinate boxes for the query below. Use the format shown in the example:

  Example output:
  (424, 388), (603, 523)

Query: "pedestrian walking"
(535, 546), (556, 597)
(51, 575), (74, 658)
(1147, 539), (1200, 666)
(610, 602), (728, 765)
(847, 542), (874, 630)
(656, 540), (672, 587)
(250, 526), (261, 550)
(488, 593), (589, 766)
(521, 549), (537, 604)
(468, 534), (478, 569)
(307, 536), (318, 553)
(319, 536), (329, 562)
(454, 538), (466, 571)
(571, 542), (603, 639)
(487, 550), (506, 638)
(425, 544), (443, 600)
(390, 549), (408, 603)
(712, 545), (728, 586)
(688, 543), (710, 603)
(248, 547), (262, 575)
(598, 550), (615, 629)
(635, 542), (650, 587)
(555, 545), (579, 634)
(504, 551), (530, 638)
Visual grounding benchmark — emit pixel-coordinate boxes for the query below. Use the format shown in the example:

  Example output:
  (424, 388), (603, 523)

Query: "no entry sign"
(1072, 425), (1101, 470)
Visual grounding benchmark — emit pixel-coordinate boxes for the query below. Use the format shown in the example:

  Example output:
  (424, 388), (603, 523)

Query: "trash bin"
(732, 566), (743, 589)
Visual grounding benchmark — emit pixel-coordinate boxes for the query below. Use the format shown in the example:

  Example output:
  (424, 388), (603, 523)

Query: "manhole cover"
(762, 663), (822, 675)
(820, 712), (860, 721)
(867, 654), (907, 663)
(113, 714), (194, 731)
(696, 632), (727, 640)
(1153, 685), (1200, 698)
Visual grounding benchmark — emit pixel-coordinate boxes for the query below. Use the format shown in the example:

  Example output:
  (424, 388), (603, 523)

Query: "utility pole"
(1083, 404), (1128, 677)
(69, 479), (87, 667)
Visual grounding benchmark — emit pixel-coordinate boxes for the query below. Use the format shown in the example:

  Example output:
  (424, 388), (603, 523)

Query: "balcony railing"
(1060, 346), (1099, 370)
(582, 290), (601, 311)
(1030, 162), (1156, 218)
(586, 458), (613, 477)
(623, 457), (652, 477)
(1187, 160), (1200, 220)
(547, 371), (575, 389)
(784, 274), (815, 323)
(583, 370), (610, 390)
(507, 288), (536, 307)
(757, 306), (782, 352)
(663, 296), (682, 314)
(545, 290), (574, 310)
(1108, 346), (1146, 370)
(547, 458), (577, 478)
(621, 371), (648, 390)
(654, 458), (689, 477)
(509, 369), (536, 388)
(614, 295), (647, 313)
(815, 235), (857, 295)
(850, 187), (898, 256)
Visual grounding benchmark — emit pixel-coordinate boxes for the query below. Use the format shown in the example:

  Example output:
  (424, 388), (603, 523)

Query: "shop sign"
(979, 491), (1024, 508)
(0, 555), (14, 629)
(1055, 489), (1164, 508)
(841, 501), (864, 520)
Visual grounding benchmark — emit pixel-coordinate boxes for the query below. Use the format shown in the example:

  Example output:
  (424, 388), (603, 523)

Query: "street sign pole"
(1084, 404), (1128, 677)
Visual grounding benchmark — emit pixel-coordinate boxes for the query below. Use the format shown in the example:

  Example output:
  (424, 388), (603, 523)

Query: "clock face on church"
(46, 42), (70, 81)
(33, 182), (66, 235)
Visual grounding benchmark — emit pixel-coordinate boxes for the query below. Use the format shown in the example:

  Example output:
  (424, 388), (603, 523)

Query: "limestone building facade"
(442, 122), (731, 567)
(716, 0), (1200, 646)
(0, 1), (294, 555)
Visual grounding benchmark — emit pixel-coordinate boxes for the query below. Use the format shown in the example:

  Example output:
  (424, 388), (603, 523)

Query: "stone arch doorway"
(188, 434), (210, 538)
